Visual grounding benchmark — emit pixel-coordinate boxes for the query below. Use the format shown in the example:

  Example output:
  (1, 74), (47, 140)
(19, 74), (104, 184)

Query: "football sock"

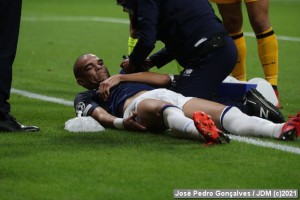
(128, 36), (138, 54)
(256, 27), (279, 87)
(220, 106), (283, 138)
(230, 31), (247, 81)
(162, 105), (204, 141)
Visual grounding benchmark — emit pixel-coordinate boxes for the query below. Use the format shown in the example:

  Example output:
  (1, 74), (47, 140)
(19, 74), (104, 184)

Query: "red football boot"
(279, 112), (300, 141)
(193, 111), (230, 145)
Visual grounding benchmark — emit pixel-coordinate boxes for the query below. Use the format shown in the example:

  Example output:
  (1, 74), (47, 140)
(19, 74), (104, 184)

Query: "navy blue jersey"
(127, 0), (226, 68)
(74, 83), (154, 118)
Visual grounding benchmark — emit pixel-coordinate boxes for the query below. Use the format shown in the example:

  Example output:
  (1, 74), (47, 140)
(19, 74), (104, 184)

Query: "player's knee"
(222, 16), (243, 33)
(249, 17), (271, 34)
(137, 100), (173, 131)
(158, 103), (174, 117)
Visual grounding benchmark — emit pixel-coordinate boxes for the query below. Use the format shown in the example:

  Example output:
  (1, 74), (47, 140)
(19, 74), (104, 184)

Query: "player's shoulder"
(74, 90), (98, 102)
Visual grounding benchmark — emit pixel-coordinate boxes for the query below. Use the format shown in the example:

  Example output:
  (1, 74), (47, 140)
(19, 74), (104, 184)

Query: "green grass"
(1, 0), (300, 199)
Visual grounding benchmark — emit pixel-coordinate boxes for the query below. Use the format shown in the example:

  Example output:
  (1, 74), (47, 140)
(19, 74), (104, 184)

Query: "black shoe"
(0, 115), (40, 132)
(243, 88), (285, 123)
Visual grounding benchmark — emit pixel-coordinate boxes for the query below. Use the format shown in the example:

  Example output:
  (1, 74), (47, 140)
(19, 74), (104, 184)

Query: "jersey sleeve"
(74, 90), (103, 117)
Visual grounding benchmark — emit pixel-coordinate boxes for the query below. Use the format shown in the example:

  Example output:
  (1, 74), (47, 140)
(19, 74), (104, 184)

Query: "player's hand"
(99, 74), (122, 101)
(123, 112), (147, 131)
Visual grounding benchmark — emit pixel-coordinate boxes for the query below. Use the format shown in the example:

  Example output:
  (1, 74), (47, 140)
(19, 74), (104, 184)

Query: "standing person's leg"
(0, 0), (21, 118)
(0, 0), (39, 132)
(216, 1), (247, 81)
(246, 0), (279, 105)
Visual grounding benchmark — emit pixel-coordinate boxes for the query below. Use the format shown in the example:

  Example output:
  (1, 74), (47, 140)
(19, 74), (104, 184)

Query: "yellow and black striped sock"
(230, 31), (247, 81)
(256, 27), (279, 88)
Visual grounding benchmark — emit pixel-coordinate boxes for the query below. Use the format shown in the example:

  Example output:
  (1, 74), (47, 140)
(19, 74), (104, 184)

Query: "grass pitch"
(1, 0), (300, 199)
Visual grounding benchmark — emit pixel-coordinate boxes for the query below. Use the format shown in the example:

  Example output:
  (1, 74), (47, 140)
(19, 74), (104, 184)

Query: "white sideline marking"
(22, 16), (300, 42)
(22, 16), (129, 24)
(11, 88), (300, 155)
(244, 32), (300, 42)
(229, 135), (300, 155)
(11, 88), (73, 106)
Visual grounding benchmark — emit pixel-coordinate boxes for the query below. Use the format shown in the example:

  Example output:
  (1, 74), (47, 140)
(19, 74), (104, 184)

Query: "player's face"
(79, 54), (110, 89)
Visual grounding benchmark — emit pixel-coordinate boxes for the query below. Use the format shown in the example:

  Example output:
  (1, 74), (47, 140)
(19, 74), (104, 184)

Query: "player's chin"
(98, 72), (109, 80)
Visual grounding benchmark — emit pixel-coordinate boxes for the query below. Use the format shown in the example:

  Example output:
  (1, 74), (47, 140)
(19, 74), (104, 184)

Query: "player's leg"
(221, 107), (300, 141)
(216, 1), (247, 81)
(246, 0), (279, 104)
(183, 96), (281, 140)
(135, 99), (205, 141)
(182, 98), (230, 144)
(0, 0), (39, 132)
(221, 106), (282, 138)
(124, 89), (229, 144)
(182, 98), (226, 128)
(182, 98), (300, 141)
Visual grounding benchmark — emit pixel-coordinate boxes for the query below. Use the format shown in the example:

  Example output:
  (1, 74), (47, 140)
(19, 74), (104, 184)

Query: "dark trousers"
(0, 0), (22, 116)
(174, 35), (238, 100)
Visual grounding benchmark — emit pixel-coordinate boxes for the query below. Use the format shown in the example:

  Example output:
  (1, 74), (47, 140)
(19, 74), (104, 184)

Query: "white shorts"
(123, 89), (193, 118)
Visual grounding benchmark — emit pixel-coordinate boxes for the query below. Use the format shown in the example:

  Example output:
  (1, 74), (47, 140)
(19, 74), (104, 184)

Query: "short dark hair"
(73, 54), (87, 78)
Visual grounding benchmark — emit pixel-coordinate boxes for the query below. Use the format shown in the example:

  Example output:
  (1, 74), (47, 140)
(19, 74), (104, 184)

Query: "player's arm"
(149, 47), (175, 68)
(91, 106), (146, 131)
(99, 72), (173, 101)
(75, 91), (146, 131)
(115, 72), (171, 86)
(91, 106), (119, 128)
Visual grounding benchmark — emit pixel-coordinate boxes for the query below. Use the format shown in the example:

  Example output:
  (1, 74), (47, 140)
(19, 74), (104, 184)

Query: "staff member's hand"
(120, 58), (137, 74)
(142, 58), (154, 71)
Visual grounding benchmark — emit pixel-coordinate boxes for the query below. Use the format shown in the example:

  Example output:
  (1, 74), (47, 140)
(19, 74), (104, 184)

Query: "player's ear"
(76, 77), (85, 87)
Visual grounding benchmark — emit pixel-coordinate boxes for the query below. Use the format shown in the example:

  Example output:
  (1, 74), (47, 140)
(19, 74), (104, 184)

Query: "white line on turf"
(22, 16), (129, 24)
(243, 32), (300, 42)
(22, 16), (300, 42)
(229, 135), (300, 155)
(11, 88), (73, 106)
(11, 88), (300, 155)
